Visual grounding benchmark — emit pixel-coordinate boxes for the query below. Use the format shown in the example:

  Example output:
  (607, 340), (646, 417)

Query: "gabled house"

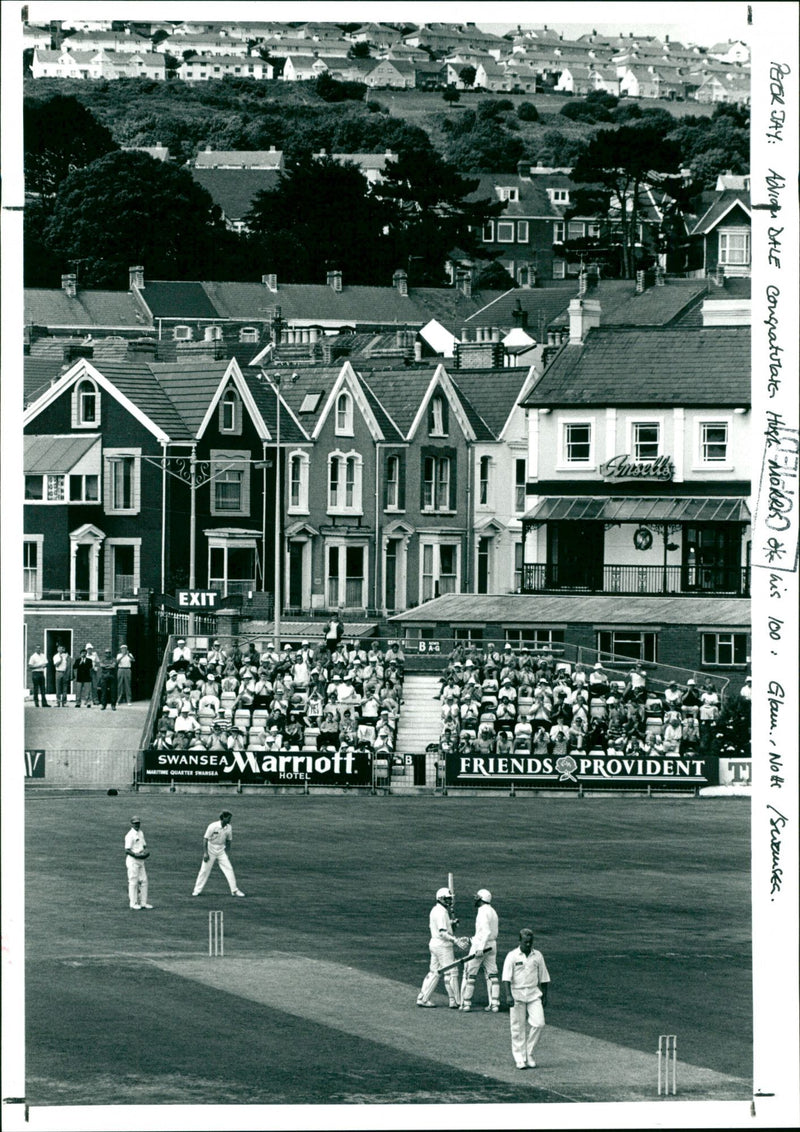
(618, 65), (661, 98)
(177, 55), (270, 81)
(365, 58), (416, 88)
(689, 191), (751, 278)
(311, 150), (398, 183)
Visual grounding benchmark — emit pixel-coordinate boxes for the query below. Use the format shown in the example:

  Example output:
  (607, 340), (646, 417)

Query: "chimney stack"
(262, 273), (278, 291)
(455, 267), (472, 298)
(61, 273), (77, 299)
(128, 265), (144, 291)
(635, 270), (646, 294)
(512, 300), (529, 329)
(568, 297), (601, 343)
(327, 269), (343, 292)
(392, 269), (408, 296)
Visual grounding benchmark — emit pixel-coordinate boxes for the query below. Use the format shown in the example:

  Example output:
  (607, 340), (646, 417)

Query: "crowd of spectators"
(152, 635), (405, 760)
(435, 643), (728, 760)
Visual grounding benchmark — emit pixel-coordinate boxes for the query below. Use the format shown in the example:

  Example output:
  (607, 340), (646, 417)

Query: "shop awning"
(24, 434), (100, 475)
(523, 496), (751, 525)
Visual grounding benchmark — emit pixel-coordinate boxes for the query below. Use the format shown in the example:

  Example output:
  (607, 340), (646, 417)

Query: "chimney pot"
(327, 269), (343, 292)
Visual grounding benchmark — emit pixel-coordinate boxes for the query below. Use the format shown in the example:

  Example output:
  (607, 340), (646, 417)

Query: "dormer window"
(220, 388), (242, 434)
(428, 394), (448, 437)
(174, 325), (193, 341)
(335, 391), (354, 436)
(549, 188), (570, 204)
(497, 187), (519, 202)
(72, 378), (100, 428)
(239, 327), (259, 343)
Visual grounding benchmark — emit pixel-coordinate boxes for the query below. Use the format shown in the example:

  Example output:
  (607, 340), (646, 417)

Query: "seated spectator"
(171, 638), (193, 672)
(511, 732), (531, 754)
(339, 708), (357, 746)
(206, 639), (227, 668)
(664, 680), (682, 710)
(681, 715), (700, 752)
(532, 725), (550, 757)
(662, 711), (683, 753)
(227, 727), (248, 752)
(475, 723), (495, 754)
(586, 718), (607, 751)
(264, 726), (284, 752)
(317, 710), (340, 750)
(549, 722), (570, 757)
(569, 714), (587, 751)
(174, 703), (199, 736)
(283, 717), (304, 750)
(588, 661), (610, 698)
(495, 695), (517, 731)
(495, 729), (513, 755)
(681, 679), (701, 717)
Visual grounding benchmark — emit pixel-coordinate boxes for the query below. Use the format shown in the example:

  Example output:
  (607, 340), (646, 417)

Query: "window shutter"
(441, 397), (449, 435)
(398, 453), (406, 511)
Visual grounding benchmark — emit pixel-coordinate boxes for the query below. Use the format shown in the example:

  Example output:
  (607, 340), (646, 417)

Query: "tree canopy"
(41, 150), (238, 288)
(570, 123), (685, 277)
(24, 94), (118, 198)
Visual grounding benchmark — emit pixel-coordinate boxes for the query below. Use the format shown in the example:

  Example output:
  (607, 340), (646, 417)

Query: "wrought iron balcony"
(521, 563), (750, 597)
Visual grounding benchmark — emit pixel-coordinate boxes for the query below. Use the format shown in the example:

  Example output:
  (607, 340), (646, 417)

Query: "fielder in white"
(502, 928), (551, 1069)
(191, 811), (246, 897)
(460, 888), (500, 1012)
(124, 816), (152, 910)
(416, 887), (470, 1009)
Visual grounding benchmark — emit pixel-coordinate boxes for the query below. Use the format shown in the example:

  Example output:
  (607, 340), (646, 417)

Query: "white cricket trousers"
(461, 943), (500, 1008)
(126, 858), (148, 907)
(418, 940), (460, 1006)
(509, 997), (545, 1066)
(193, 850), (238, 894)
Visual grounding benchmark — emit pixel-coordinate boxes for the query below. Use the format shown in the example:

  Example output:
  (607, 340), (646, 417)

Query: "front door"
(385, 540), (398, 612)
(546, 522), (604, 589)
(288, 542), (303, 608)
(682, 524), (740, 592)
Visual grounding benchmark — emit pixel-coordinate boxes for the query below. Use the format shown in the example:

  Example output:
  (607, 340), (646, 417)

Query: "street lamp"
(262, 371), (297, 650)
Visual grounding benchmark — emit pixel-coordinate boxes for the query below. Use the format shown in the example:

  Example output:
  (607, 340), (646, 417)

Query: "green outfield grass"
(22, 793), (751, 1108)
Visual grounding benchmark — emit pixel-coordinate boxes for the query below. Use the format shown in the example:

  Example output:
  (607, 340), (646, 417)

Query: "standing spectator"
(172, 637), (193, 672)
(53, 644), (72, 707)
(417, 887), (468, 1009)
(124, 816), (153, 910)
(191, 811), (245, 898)
(73, 648), (95, 708)
(324, 610), (344, 652)
(98, 649), (118, 710)
(116, 644), (135, 705)
(502, 928), (550, 1070)
(460, 888), (500, 1013)
(85, 643), (100, 705)
(740, 676), (752, 702)
(28, 643), (50, 707)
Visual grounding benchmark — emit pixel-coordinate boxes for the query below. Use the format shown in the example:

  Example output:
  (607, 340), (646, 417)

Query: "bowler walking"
(501, 928), (550, 1069)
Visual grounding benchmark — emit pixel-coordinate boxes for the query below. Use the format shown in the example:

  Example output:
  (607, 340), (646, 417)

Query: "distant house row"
(26, 19), (749, 102)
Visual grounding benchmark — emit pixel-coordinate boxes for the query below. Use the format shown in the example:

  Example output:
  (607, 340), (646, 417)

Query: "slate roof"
(24, 357), (68, 406)
(259, 366), (344, 437)
(146, 360), (234, 437)
(465, 284), (575, 333)
(355, 369), (436, 435)
(411, 288), (506, 333)
(591, 280), (709, 327)
(93, 361), (193, 438)
(136, 282), (220, 320)
(390, 593), (750, 627)
(191, 168), (281, 222)
(203, 282), (430, 326)
(24, 289), (150, 330)
(521, 327), (750, 408)
(448, 368), (531, 438)
(690, 191), (750, 235)
(194, 150), (283, 169)
(465, 173), (562, 219)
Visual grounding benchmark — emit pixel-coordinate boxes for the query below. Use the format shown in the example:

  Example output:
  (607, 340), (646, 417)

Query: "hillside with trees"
(22, 78), (749, 288)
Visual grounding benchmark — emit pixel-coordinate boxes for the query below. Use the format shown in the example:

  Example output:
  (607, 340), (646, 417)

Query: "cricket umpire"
(416, 887), (469, 1009)
(124, 816), (152, 910)
(460, 888), (500, 1012)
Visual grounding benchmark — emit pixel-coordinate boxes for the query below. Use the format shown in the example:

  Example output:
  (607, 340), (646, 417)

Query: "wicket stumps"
(208, 910), (224, 957)
(657, 1034), (677, 1095)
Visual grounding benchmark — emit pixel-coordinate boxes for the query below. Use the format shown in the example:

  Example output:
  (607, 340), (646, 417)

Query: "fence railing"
(521, 563), (750, 597)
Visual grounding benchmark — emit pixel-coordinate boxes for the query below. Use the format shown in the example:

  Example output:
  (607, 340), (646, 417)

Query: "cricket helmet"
(436, 887), (453, 906)
(475, 888), (492, 904)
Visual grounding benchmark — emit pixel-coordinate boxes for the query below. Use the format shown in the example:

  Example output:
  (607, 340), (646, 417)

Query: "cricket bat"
(448, 871), (458, 926)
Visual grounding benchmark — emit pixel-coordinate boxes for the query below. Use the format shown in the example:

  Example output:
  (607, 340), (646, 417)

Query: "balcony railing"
(521, 563), (750, 597)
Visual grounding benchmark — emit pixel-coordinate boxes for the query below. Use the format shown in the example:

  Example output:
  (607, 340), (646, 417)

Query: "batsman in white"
(460, 888), (500, 1012)
(417, 888), (470, 1008)
(191, 810), (246, 897)
(124, 815), (152, 910)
